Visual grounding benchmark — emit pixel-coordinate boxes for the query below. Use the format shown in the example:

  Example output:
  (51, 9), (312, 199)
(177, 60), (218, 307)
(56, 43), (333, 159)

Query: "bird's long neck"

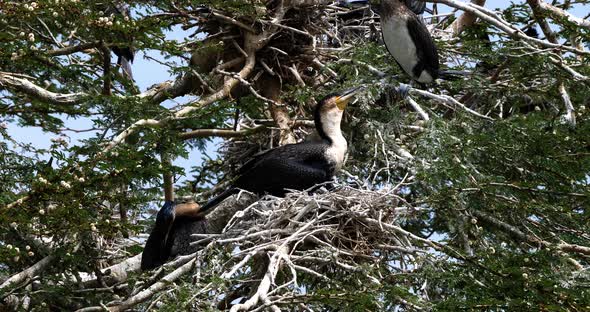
(316, 110), (346, 148)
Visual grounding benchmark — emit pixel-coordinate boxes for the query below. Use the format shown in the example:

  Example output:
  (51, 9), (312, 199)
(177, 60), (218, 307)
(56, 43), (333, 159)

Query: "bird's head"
(314, 87), (362, 141)
(317, 87), (362, 113)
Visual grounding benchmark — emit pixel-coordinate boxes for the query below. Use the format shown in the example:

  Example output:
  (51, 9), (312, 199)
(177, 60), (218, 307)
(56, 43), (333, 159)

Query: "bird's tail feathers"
(141, 229), (169, 270)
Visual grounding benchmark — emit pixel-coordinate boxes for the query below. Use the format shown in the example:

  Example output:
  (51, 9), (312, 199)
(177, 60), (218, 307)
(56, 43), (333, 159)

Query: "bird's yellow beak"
(335, 87), (362, 110)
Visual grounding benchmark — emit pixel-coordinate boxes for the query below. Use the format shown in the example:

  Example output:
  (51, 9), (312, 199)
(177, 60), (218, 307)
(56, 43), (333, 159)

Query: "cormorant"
(198, 87), (360, 214)
(380, 0), (439, 84)
(106, 3), (134, 80)
(141, 200), (202, 270)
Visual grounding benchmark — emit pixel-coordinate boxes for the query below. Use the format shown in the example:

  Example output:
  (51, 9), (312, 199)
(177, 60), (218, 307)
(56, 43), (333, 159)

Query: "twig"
(409, 88), (493, 120)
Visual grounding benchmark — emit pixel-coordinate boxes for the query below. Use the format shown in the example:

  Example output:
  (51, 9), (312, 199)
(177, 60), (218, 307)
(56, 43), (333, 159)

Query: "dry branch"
(0, 72), (86, 105)
(431, 0), (589, 56)
(0, 255), (56, 291)
(409, 87), (493, 120)
(472, 210), (590, 257)
(528, 0), (590, 29)
(179, 127), (265, 140)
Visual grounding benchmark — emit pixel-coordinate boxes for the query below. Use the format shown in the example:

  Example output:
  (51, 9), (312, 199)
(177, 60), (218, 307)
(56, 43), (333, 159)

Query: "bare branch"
(179, 127), (265, 140)
(431, 0), (590, 56)
(0, 255), (56, 291)
(473, 210), (590, 257)
(528, 0), (590, 29)
(0, 72), (86, 105)
(409, 87), (494, 120)
(558, 83), (576, 126)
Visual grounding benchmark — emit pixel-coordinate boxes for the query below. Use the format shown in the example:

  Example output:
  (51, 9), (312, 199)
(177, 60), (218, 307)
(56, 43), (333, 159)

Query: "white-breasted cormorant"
(380, 0), (439, 84)
(140, 88), (360, 270)
(198, 87), (360, 214)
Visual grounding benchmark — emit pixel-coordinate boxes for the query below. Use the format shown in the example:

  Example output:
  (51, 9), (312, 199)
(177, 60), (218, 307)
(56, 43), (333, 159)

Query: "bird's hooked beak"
(335, 87), (363, 110)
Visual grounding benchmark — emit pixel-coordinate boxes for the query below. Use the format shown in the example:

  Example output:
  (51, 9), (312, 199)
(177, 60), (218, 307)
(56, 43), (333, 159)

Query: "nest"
(162, 185), (431, 310)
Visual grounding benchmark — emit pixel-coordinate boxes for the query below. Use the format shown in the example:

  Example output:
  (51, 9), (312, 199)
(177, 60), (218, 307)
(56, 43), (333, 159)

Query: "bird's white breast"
(382, 16), (419, 80)
(325, 135), (348, 172)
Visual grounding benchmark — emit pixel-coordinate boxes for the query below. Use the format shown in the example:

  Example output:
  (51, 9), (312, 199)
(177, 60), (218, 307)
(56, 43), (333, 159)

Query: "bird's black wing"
(406, 16), (439, 79)
(236, 148), (274, 176)
(234, 142), (332, 196)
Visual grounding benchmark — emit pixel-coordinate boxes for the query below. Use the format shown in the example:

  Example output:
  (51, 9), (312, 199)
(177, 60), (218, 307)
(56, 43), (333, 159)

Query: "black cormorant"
(141, 200), (202, 270)
(198, 87), (360, 214)
(106, 3), (134, 80)
(380, 0), (439, 84)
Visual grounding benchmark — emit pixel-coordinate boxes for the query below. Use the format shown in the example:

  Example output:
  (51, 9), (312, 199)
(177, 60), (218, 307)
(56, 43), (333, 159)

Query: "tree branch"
(446, 0), (486, 36)
(0, 255), (56, 291)
(472, 210), (590, 257)
(179, 127), (265, 140)
(0, 72), (86, 105)
(430, 0), (589, 56)
(528, 0), (590, 29)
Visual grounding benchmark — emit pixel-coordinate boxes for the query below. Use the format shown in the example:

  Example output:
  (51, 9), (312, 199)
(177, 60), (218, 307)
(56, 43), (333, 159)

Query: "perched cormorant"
(380, 0), (439, 84)
(106, 3), (134, 80)
(198, 87), (360, 214)
(141, 200), (202, 270)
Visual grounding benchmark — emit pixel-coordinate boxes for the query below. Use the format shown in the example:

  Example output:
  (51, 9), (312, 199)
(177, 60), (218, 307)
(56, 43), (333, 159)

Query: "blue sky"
(5, 1), (588, 185)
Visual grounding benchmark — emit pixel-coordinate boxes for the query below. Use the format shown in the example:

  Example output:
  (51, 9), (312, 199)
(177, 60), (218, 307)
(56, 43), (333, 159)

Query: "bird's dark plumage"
(234, 142), (335, 196)
(141, 200), (203, 270)
(381, 0), (439, 84)
(197, 87), (360, 216)
(141, 201), (176, 270)
(406, 16), (439, 80)
(338, 0), (369, 7)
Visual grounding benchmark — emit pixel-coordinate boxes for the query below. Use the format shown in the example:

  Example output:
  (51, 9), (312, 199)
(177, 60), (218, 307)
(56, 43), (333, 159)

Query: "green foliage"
(1, 0), (589, 310)
(413, 113), (590, 310)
